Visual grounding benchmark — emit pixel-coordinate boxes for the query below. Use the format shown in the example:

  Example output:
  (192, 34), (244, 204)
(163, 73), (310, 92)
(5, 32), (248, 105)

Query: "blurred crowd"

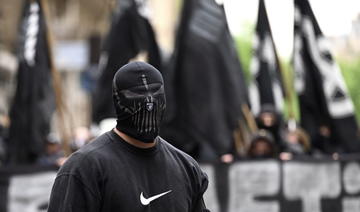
(0, 102), (348, 167)
(245, 104), (342, 161)
(197, 103), (351, 164)
(0, 114), (97, 167)
(0, 0), (357, 168)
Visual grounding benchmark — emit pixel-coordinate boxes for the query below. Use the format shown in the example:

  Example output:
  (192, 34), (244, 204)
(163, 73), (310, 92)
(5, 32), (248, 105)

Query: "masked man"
(47, 62), (209, 212)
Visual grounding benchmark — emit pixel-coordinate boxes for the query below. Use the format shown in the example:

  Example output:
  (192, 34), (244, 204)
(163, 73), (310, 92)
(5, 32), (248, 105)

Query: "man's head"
(258, 104), (278, 128)
(112, 61), (166, 143)
(248, 130), (275, 158)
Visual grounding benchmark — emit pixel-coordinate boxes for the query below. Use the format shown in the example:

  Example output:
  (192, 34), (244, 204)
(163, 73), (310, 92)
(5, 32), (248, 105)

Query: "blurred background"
(0, 0), (360, 212)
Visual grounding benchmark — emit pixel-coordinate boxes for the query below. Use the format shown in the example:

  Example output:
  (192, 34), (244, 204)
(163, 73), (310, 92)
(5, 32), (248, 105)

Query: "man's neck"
(113, 128), (156, 148)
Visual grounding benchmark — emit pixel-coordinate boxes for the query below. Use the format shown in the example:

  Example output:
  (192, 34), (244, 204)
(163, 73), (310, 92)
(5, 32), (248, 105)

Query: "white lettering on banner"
(201, 165), (220, 212)
(343, 162), (360, 194)
(293, 33), (305, 94)
(302, 17), (355, 118)
(343, 198), (360, 212)
(228, 161), (280, 212)
(4, 162), (360, 212)
(249, 33), (284, 116)
(293, 7), (306, 94)
(343, 163), (360, 212)
(8, 172), (57, 212)
(249, 34), (261, 116)
(24, 2), (40, 66)
(249, 82), (260, 116)
(283, 162), (341, 212)
(262, 34), (284, 114)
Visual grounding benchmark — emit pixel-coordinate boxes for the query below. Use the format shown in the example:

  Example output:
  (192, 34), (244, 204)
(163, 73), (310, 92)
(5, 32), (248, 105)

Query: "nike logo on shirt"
(140, 190), (172, 205)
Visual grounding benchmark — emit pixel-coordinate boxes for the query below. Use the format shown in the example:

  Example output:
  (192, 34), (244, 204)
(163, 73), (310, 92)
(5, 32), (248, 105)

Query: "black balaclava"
(112, 61), (166, 143)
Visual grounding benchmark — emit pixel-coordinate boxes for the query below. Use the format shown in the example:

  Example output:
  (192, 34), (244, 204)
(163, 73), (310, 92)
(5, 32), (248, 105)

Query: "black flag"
(161, 0), (248, 158)
(293, 0), (360, 153)
(7, 0), (55, 164)
(92, 0), (161, 124)
(249, 0), (285, 116)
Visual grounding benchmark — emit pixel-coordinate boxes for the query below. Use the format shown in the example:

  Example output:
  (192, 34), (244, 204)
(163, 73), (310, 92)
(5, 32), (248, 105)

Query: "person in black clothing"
(247, 130), (277, 159)
(256, 104), (284, 149)
(47, 62), (209, 212)
(0, 123), (6, 165)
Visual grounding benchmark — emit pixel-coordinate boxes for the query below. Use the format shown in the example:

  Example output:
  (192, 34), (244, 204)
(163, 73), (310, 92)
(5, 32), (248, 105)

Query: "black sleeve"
(192, 170), (210, 212)
(47, 174), (101, 212)
(193, 198), (210, 212)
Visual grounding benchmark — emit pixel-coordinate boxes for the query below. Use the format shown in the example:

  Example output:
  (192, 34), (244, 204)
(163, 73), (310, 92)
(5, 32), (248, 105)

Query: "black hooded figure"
(256, 104), (284, 149)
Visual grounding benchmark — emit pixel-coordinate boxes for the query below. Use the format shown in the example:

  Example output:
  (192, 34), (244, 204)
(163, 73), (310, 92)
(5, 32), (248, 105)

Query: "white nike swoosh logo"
(140, 190), (172, 206)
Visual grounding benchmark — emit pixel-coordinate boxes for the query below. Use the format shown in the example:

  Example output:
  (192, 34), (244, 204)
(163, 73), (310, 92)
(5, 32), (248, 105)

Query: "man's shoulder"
(77, 132), (113, 155)
(159, 137), (208, 192)
(58, 132), (113, 173)
(158, 137), (201, 168)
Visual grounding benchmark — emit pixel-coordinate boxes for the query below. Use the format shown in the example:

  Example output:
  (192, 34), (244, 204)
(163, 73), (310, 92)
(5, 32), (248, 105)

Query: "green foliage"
(233, 23), (254, 83)
(338, 58), (360, 123)
(234, 28), (360, 124)
(234, 32), (300, 121)
(279, 60), (300, 121)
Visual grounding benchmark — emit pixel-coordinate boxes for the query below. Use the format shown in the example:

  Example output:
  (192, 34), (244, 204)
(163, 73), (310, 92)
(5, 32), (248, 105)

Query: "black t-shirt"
(47, 130), (209, 212)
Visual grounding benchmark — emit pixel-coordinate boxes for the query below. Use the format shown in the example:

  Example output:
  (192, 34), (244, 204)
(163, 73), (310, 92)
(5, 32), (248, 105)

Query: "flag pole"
(241, 104), (258, 133)
(267, 12), (297, 124)
(266, 2), (295, 122)
(232, 104), (258, 156)
(275, 47), (297, 126)
(38, 0), (72, 157)
(257, 0), (296, 124)
(274, 49), (296, 121)
(233, 118), (251, 156)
